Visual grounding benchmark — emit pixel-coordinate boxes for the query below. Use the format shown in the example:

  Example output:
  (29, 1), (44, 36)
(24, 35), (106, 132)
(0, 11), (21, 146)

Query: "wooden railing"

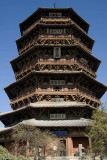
(72, 35), (91, 53)
(19, 33), (91, 55)
(15, 58), (96, 80)
(10, 87), (100, 106)
(19, 35), (39, 54)
(41, 18), (87, 34)
(22, 17), (87, 36)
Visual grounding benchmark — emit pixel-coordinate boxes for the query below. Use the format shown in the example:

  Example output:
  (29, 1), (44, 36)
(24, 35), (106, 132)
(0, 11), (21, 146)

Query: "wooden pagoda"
(0, 7), (106, 157)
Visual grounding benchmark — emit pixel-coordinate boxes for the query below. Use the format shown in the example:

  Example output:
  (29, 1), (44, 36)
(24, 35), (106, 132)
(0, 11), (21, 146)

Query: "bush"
(0, 145), (30, 160)
(0, 145), (15, 160)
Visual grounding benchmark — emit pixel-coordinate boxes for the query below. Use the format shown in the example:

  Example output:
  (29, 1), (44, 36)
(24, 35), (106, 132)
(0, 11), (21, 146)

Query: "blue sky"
(0, 0), (107, 126)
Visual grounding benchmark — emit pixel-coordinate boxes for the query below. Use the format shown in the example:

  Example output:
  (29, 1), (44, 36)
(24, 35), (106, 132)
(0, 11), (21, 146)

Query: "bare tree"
(11, 124), (65, 160)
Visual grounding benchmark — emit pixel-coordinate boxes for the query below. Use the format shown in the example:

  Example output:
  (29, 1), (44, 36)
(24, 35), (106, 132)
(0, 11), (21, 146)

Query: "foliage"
(11, 124), (65, 159)
(86, 105), (107, 155)
(0, 145), (15, 160)
(74, 151), (79, 157)
(0, 145), (30, 160)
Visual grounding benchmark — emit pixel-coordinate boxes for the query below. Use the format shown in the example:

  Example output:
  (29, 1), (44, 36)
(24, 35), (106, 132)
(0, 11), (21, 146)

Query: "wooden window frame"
(53, 47), (61, 59)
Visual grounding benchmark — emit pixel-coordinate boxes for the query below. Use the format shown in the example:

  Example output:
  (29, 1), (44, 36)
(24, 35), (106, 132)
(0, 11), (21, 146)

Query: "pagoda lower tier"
(0, 123), (91, 156)
(0, 102), (93, 156)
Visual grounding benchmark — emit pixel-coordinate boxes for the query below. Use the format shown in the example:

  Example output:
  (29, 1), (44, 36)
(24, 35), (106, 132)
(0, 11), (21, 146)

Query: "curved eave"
(21, 118), (93, 127)
(0, 102), (95, 118)
(0, 103), (94, 126)
(16, 24), (94, 51)
(76, 46), (101, 71)
(5, 70), (107, 90)
(10, 44), (101, 73)
(0, 126), (13, 134)
(19, 8), (89, 34)
(4, 70), (36, 90)
(0, 118), (93, 134)
(16, 23), (93, 44)
(4, 71), (107, 99)
(68, 7), (90, 32)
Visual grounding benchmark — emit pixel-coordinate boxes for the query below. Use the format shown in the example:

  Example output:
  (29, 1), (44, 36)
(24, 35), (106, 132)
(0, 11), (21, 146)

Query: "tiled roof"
(0, 102), (94, 117)
(0, 118), (93, 133)
(22, 118), (93, 127)
(31, 101), (91, 108)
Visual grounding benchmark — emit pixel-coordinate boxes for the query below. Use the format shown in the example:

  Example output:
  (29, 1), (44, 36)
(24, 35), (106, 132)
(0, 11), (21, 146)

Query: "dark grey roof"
(0, 102), (95, 117)
(22, 118), (93, 127)
(0, 118), (93, 133)
(30, 101), (95, 109)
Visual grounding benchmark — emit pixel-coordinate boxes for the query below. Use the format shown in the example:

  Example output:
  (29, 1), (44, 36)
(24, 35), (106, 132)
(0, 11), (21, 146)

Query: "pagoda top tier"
(19, 7), (90, 35)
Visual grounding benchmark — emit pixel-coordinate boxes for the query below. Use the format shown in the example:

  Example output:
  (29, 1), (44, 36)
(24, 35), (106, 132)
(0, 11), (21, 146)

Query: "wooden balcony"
(15, 58), (96, 80)
(22, 17), (87, 36)
(39, 34), (92, 53)
(19, 34), (91, 55)
(10, 88), (101, 108)
(19, 35), (39, 55)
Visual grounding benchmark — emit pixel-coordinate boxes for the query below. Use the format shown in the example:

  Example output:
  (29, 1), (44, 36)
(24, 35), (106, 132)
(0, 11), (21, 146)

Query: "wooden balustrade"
(22, 17), (87, 36)
(19, 36), (39, 54)
(15, 58), (96, 79)
(10, 87), (100, 106)
(19, 33), (91, 55)
(72, 35), (91, 53)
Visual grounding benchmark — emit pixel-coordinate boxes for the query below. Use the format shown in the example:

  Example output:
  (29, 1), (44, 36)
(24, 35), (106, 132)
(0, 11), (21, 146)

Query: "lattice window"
(53, 47), (61, 59)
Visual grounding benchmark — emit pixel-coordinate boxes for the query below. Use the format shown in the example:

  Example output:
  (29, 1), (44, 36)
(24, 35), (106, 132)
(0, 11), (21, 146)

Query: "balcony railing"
(10, 86), (100, 105)
(15, 58), (96, 79)
(19, 34), (91, 55)
(22, 17), (87, 36)
(19, 35), (39, 54)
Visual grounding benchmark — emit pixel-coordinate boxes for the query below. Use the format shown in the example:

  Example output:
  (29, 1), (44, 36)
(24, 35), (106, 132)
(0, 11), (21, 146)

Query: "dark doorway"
(72, 137), (89, 154)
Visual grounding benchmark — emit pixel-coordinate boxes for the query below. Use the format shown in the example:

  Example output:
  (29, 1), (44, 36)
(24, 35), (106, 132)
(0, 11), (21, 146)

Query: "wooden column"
(66, 137), (73, 156)
(71, 137), (73, 156)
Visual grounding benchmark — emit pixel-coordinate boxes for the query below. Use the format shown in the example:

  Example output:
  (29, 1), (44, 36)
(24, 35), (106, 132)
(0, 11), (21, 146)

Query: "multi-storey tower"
(0, 7), (106, 157)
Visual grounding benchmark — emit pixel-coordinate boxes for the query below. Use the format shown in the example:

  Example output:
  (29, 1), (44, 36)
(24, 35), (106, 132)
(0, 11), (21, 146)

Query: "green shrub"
(0, 145), (15, 160)
(0, 145), (30, 160)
